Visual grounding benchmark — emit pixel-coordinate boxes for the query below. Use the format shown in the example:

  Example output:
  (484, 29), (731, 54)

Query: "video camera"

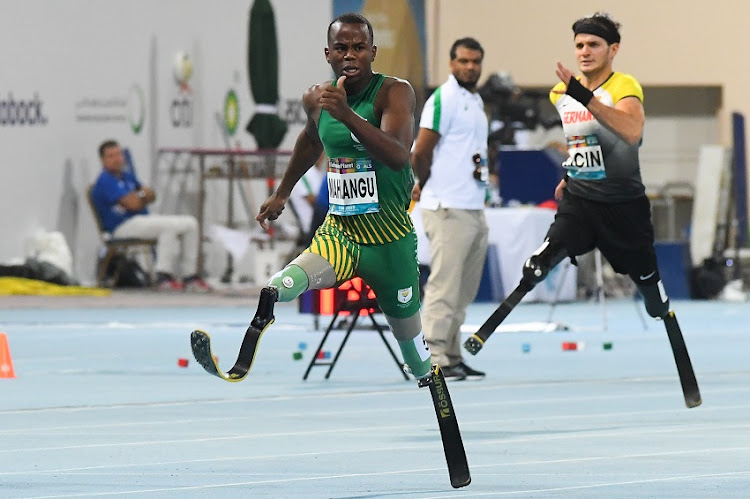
(479, 71), (561, 147)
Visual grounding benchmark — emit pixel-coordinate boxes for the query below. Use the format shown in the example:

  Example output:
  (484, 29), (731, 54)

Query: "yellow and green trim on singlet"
(313, 73), (415, 247)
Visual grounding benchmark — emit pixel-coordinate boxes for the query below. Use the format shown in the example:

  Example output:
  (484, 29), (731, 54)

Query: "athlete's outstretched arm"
(554, 62), (644, 145)
(257, 87), (324, 229)
(321, 75), (415, 171)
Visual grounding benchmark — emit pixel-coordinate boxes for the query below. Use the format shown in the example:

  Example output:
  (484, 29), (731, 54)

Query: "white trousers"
(113, 214), (199, 278)
(421, 207), (489, 367)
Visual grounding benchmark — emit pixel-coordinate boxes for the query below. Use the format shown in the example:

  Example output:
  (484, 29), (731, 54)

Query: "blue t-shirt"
(91, 169), (148, 232)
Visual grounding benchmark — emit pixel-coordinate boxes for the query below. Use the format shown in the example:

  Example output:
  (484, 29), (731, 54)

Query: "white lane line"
(16, 457), (750, 498)
(2, 381), (749, 416)
(0, 469), (446, 498)
(6, 444), (750, 477)
(421, 471), (750, 498)
(2, 401), (750, 436)
(2, 420), (750, 461)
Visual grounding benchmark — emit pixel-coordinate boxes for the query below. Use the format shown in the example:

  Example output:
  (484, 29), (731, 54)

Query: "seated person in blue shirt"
(91, 139), (210, 291)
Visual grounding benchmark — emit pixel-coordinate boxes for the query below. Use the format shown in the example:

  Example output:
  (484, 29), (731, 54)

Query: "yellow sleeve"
(607, 73), (644, 105)
(549, 81), (567, 106)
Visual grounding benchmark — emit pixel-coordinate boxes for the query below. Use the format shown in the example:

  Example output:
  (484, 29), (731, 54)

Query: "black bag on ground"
(103, 254), (150, 287)
(0, 259), (78, 286)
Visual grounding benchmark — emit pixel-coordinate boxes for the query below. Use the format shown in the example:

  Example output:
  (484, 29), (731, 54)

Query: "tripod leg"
(369, 313), (410, 380)
(546, 260), (571, 323)
(325, 313), (358, 379)
(303, 310), (340, 380)
(594, 249), (608, 331)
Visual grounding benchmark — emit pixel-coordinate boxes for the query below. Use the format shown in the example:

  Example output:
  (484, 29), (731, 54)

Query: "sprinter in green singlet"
(252, 12), (432, 381)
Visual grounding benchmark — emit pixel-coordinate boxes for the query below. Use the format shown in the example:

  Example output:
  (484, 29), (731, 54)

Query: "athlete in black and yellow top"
(465, 12), (700, 408)
(253, 12), (432, 381)
(546, 12), (665, 317)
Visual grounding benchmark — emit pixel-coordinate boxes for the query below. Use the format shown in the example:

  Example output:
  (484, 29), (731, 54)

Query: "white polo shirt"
(418, 74), (489, 210)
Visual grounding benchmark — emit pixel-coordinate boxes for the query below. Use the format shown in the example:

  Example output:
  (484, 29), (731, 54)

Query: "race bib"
(563, 134), (606, 180)
(327, 157), (379, 216)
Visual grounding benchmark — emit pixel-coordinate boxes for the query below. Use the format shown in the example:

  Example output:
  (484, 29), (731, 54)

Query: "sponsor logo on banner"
(0, 92), (48, 126)
(170, 51), (193, 128)
(224, 89), (239, 136)
(282, 98), (305, 125)
(173, 52), (193, 91)
(128, 86), (145, 134)
(74, 84), (146, 135)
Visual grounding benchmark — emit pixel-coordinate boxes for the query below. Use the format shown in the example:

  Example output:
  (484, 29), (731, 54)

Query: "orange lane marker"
(0, 332), (16, 379)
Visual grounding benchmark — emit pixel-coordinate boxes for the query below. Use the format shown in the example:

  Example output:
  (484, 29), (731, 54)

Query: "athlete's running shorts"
(304, 221), (421, 318)
(546, 189), (658, 277)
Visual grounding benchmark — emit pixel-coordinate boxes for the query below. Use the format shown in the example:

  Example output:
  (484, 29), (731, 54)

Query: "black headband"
(573, 19), (620, 45)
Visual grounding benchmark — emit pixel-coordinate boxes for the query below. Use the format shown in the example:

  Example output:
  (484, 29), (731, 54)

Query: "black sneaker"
(457, 362), (485, 380)
(441, 364), (467, 381)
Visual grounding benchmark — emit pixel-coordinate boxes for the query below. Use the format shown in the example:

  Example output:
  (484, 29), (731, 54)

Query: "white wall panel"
(0, 0), (332, 283)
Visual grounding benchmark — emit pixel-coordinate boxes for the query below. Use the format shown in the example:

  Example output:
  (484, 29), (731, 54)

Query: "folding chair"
(86, 185), (157, 287)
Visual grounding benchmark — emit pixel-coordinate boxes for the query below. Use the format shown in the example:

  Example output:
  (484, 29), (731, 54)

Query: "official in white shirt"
(411, 37), (489, 381)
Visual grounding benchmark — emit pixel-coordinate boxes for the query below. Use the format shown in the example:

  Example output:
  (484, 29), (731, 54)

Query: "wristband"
(565, 77), (594, 106)
(137, 189), (146, 199)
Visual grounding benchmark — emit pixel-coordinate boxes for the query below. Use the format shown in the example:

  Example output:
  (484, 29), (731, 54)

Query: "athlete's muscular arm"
(586, 96), (644, 146)
(322, 75), (415, 171)
(411, 128), (440, 188)
(256, 86), (325, 230)
(555, 62), (644, 145)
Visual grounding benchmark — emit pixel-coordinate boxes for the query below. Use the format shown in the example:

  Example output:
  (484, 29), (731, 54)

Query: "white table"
(411, 205), (577, 303)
